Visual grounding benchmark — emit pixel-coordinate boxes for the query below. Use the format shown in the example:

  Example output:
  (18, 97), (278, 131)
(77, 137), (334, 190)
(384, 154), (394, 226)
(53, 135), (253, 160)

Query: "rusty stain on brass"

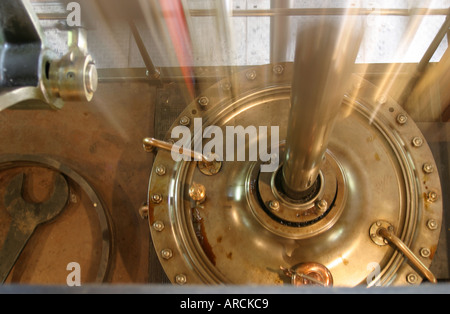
(192, 207), (216, 266)
(429, 245), (437, 260)
(147, 202), (155, 225)
(199, 222), (216, 266)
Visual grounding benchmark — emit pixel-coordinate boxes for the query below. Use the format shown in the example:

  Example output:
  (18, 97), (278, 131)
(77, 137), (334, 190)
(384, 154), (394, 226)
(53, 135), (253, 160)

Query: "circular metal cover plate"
(147, 64), (442, 287)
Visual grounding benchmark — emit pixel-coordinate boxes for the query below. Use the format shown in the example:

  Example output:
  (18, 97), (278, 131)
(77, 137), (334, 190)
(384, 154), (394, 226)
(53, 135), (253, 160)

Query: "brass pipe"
(143, 137), (208, 162)
(281, 19), (363, 198)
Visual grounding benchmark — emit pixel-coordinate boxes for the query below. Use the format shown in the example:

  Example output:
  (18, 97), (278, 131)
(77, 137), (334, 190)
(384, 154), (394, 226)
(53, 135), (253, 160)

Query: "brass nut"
(269, 200), (280, 211)
(175, 274), (187, 285)
(198, 96), (209, 109)
(153, 221), (165, 232)
(180, 116), (191, 126)
(155, 165), (166, 176)
(412, 137), (423, 147)
(151, 193), (163, 204)
(246, 70), (257, 81)
(316, 199), (328, 213)
(396, 114), (407, 125)
(426, 191), (438, 203)
(427, 219), (438, 230)
(423, 163), (434, 174)
(161, 249), (173, 260)
(273, 65), (284, 75)
(407, 273), (418, 284)
(221, 81), (231, 91)
(420, 248), (431, 258)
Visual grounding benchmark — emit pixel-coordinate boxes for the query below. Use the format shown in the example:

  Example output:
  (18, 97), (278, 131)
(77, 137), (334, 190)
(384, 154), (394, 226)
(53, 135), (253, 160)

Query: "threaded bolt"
(269, 200), (280, 211)
(153, 221), (165, 232)
(161, 249), (173, 260)
(427, 219), (438, 230)
(423, 163), (434, 174)
(175, 274), (187, 285)
(412, 137), (423, 147)
(180, 116), (190, 126)
(151, 193), (163, 204)
(155, 165), (166, 176)
(396, 114), (407, 125)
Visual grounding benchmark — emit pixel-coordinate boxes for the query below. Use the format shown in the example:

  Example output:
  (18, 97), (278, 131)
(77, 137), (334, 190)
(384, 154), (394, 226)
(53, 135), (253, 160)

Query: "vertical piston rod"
(281, 19), (363, 199)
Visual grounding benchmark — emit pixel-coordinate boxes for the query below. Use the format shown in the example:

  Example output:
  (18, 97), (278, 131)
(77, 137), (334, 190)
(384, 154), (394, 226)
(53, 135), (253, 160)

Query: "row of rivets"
(150, 204), (187, 285)
(405, 116), (439, 283)
(245, 65), (285, 82)
(150, 180), (190, 284)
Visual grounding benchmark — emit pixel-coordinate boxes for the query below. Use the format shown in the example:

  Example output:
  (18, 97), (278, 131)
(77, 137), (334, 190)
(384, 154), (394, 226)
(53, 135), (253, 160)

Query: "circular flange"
(370, 220), (394, 246)
(251, 150), (347, 239)
(0, 155), (112, 283)
(147, 63), (443, 286)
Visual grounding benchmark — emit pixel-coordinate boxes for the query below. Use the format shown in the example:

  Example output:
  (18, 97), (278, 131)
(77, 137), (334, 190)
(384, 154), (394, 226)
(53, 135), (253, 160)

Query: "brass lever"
(370, 221), (437, 284)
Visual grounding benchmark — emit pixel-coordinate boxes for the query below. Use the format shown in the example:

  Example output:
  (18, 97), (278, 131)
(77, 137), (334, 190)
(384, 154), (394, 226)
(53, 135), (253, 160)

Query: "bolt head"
(427, 219), (438, 230)
(198, 159), (222, 176)
(221, 81), (231, 91)
(420, 248), (431, 258)
(198, 96), (209, 108)
(155, 165), (166, 176)
(179, 116), (190, 126)
(427, 191), (438, 203)
(407, 273), (418, 284)
(269, 200), (280, 211)
(273, 65), (284, 75)
(151, 193), (163, 204)
(246, 70), (257, 81)
(175, 274), (187, 285)
(153, 221), (165, 232)
(316, 200), (328, 212)
(412, 137), (423, 147)
(396, 114), (407, 125)
(161, 249), (173, 260)
(377, 95), (387, 105)
(423, 163), (434, 174)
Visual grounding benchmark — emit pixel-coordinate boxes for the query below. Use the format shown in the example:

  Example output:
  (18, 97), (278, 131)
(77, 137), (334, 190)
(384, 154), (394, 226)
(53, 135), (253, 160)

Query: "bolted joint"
(179, 116), (191, 126)
(175, 274), (187, 285)
(151, 193), (163, 204)
(426, 191), (438, 203)
(396, 114), (408, 125)
(161, 249), (173, 260)
(316, 199), (328, 214)
(198, 96), (210, 109)
(423, 163), (434, 174)
(268, 200), (280, 211)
